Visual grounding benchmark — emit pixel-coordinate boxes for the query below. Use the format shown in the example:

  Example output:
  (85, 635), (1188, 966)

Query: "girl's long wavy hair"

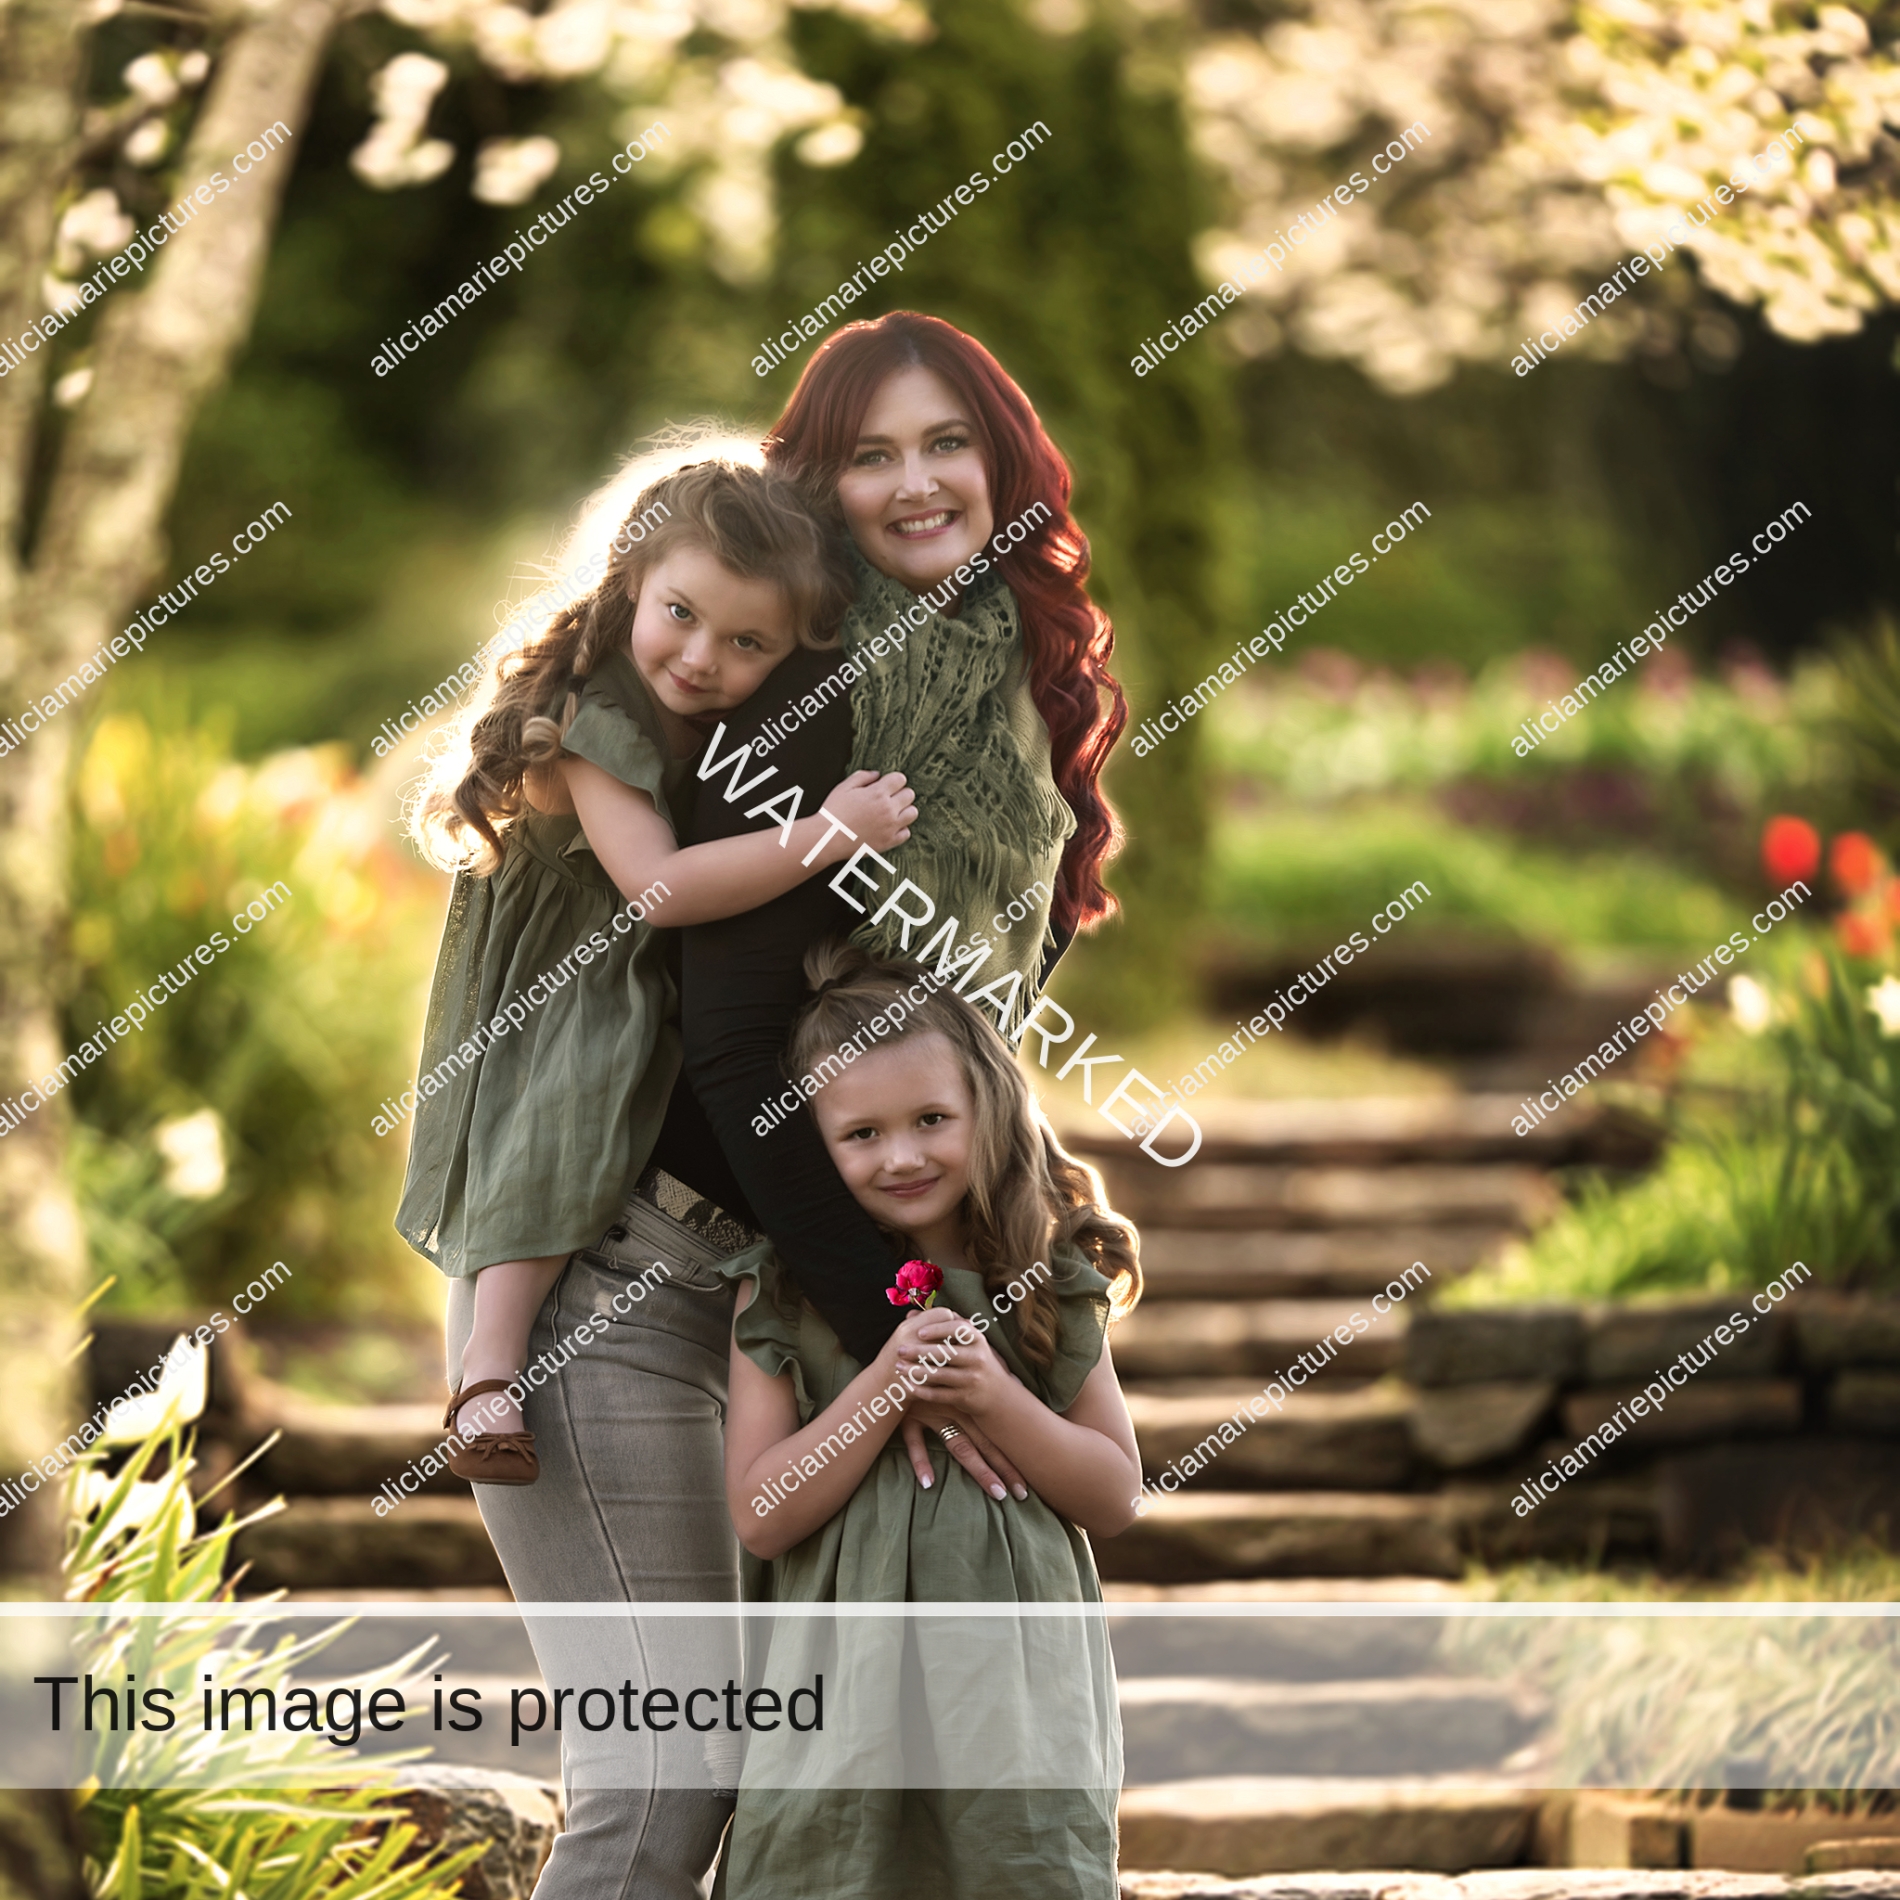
(763, 312), (1127, 939)
(786, 940), (1141, 1367)
(410, 451), (850, 874)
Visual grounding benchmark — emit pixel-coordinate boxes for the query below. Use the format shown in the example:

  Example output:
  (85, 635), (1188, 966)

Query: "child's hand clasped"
(823, 769), (917, 855)
(894, 1309), (1011, 1420)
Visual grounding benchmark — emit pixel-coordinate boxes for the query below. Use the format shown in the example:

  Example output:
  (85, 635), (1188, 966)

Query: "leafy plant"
(60, 1346), (481, 1900)
(1829, 621), (1900, 850)
(65, 710), (446, 1319)
(1448, 1549), (1900, 1808)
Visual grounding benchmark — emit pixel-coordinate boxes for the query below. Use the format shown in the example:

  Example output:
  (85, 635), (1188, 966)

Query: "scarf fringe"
(844, 560), (1073, 1034)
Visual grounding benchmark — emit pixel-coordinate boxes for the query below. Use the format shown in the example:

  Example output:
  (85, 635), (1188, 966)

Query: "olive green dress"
(396, 652), (688, 1278)
(714, 1243), (1123, 1900)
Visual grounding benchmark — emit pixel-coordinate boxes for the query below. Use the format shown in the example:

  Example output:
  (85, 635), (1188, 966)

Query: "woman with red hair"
(680, 310), (1127, 1456)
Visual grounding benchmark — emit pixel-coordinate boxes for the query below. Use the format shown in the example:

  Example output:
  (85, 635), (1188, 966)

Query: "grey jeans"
(446, 1196), (743, 1900)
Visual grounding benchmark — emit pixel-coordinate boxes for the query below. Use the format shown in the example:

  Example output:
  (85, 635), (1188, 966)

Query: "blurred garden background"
(4, 0), (1899, 1412)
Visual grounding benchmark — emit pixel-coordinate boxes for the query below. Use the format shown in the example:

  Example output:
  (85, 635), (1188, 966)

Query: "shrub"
(1458, 948), (1900, 1302)
(65, 710), (445, 1319)
(61, 1344), (481, 1899)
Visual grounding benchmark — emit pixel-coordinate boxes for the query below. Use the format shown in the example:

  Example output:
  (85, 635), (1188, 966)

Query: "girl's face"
(811, 1030), (974, 1255)
(835, 366), (995, 596)
(627, 544), (798, 719)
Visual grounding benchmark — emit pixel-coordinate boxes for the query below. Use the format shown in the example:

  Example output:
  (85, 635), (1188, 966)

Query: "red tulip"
(1830, 831), (1884, 898)
(1761, 816), (1821, 887)
(1836, 910), (1890, 959)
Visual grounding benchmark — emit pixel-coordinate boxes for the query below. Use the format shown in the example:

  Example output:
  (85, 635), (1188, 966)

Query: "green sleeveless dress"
(713, 1242), (1123, 1900)
(395, 651), (688, 1278)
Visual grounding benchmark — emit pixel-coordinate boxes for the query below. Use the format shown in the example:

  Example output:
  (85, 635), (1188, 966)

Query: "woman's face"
(835, 365), (995, 595)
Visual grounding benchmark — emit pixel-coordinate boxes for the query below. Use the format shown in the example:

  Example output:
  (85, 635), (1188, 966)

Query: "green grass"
(1448, 1549), (1900, 1807)
(1210, 800), (1749, 956)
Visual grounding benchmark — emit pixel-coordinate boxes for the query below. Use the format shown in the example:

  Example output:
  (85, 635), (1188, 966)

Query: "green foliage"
(1458, 952), (1900, 1302)
(62, 1377), (479, 1900)
(1447, 1554), (1900, 1805)
(1210, 801), (1748, 957)
(1208, 655), (1824, 812)
(65, 711), (444, 1318)
(1448, 1621), (1900, 1808)
(1828, 619), (1900, 849)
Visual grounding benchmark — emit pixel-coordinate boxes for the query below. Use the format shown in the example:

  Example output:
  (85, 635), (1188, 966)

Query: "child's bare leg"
(459, 1256), (567, 1434)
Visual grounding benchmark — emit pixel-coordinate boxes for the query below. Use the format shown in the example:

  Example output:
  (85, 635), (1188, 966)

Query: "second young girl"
(398, 459), (918, 1482)
(715, 940), (1144, 1897)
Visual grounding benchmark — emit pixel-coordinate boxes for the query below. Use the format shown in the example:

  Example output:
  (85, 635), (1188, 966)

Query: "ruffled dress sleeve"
(989, 1242), (1113, 1415)
(560, 651), (674, 812)
(719, 1241), (821, 1422)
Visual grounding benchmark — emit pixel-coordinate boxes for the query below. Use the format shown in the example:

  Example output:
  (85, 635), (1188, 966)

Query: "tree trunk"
(0, 0), (343, 1573)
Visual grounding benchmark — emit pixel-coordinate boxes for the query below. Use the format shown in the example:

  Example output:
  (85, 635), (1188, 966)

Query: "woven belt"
(627, 1166), (759, 1257)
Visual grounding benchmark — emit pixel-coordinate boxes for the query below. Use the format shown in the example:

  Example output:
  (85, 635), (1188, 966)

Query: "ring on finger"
(937, 1425), (963, 1444)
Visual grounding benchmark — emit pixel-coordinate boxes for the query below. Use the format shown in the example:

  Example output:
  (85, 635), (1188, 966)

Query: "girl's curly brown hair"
(786, 940), (1141, 1367)
(410, 456), (851, 874)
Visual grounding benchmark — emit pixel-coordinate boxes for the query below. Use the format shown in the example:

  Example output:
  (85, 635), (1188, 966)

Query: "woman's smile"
(888, 508), (958, 539)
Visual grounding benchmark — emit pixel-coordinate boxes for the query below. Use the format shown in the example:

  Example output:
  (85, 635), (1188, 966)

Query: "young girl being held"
(715, 940), (1143, 1899)
(399, 461), (919, 1484)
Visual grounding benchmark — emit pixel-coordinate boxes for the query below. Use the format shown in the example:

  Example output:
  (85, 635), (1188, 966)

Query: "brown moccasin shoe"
(444, 1379), (539, 1485)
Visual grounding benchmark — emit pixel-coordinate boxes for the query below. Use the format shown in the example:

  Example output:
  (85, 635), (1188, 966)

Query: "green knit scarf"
(844, 555), (1076, 1036)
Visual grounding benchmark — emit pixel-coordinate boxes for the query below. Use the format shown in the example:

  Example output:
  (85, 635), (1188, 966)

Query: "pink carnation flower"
(888, 1258), (943, 1309)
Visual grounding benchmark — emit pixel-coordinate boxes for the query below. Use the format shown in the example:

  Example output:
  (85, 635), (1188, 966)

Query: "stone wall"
(1406, 1292), (1900, 1569)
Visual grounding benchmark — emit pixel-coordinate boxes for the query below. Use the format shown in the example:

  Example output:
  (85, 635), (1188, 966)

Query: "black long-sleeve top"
(668, 647), (911, 1365)
(652, 645), (1075, 1367)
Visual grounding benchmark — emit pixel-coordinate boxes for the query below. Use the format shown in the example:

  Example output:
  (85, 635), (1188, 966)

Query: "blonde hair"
(410, 453), (850, 873)
(786, 940), (1142, 1366)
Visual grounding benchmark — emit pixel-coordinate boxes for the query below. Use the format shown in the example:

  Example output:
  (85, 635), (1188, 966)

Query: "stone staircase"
(1108, 1604), (1549, 1875)
(187, 1089), (1649, 1597)
(93, 1091), (1667, 1877)
(1062, 1092), (1654, 1588)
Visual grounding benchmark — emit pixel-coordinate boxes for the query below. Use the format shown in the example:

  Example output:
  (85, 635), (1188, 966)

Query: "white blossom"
(1867, 975), (1900, 1037)
(472, 135), (563, 205)
(55, 189), (136, 276)
(1184, 0), (1900, 391)
(351, 53), (457, 191)
(155, 1108), (227, 1201)
(1729, 973), (1775, 1034)
(122, 52), (180, 107)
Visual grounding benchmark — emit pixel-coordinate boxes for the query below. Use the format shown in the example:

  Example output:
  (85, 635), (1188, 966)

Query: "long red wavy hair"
(763, 312), (1126, 937)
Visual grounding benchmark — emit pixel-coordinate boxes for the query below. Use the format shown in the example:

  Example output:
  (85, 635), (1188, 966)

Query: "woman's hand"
(900, 1402), (1030, 1503)
(821, 769), (916, 857)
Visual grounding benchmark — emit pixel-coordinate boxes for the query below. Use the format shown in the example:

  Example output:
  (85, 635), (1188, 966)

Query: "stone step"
(1099, 1493), (1465, 1584)
(1120, 1871), (1900, 1898)
(1115, 1775), (1543, 1877)
(234, 1495), (505, 1592)
(1054, 1092), (1654, 1169)
(1109, 1603), (1444, 1679)
(1129, 1386), (1415, 1491)
(1120, 1676), (1541, 1781)
(1098, 1475), (1663, 1583)
(1139, 1228), (1508, 1302)
(1104, 1578), (1467, 1604)
(246, 1399), (469, 1498)
(1092, 1163), (1556, 1236)
(1113, 1302), (1406, 1383)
